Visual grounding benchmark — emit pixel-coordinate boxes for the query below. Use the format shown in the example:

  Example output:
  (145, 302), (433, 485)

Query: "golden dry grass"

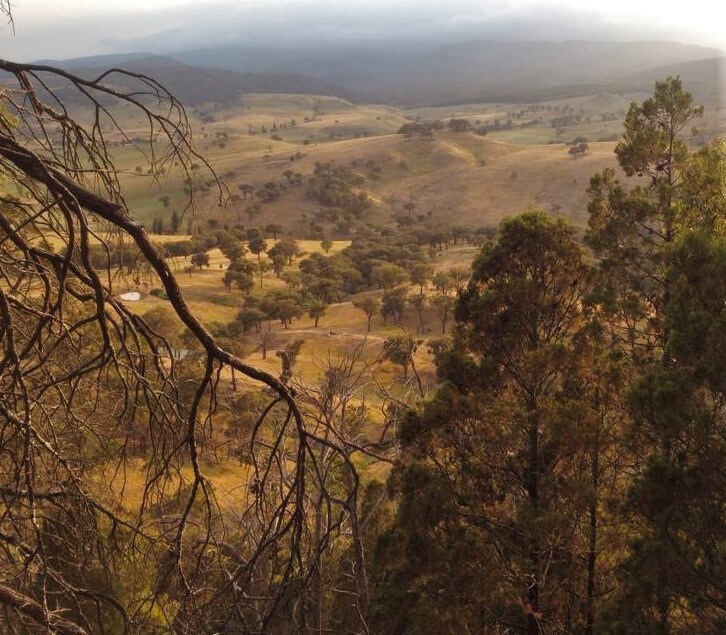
(101, 94), (634, 232)
(119, 234), (452, 411)
(44, 92), (646, 495)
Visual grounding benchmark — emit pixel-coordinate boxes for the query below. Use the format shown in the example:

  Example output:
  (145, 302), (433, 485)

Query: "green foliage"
(259, 289), (306, 329)
(430, 294), (455, 333)
(320, 235), (333, 253)
(341, 229), (428, 287)
(409, 293), (427, 333)
(380, 287), (408, 326)
(584, 78), (724, 633)
(219, 239), (246, 262)
(151, 216), (164, 233)
(602, 231), (726, 631)
(586, 77), (706, 359)
(447, 118), (471, 132)
(277, 339), (305, 383)
(431, 270), (454, 295)
(615, 77), (702, 182)
(397, 121), (441, 138)
(382, 334), (421, 378)
(568, 142), (589, 157)
(373, 212), (601, 633)
(352, 296), (381, 332)
(263, 222), (284, 239)
(408, 262), (433, 293)
(306, 161), (373, 221)
(307, 299), (327, 327)
(298, 252), (358, 300)
(267, 237), (301, 265)
(141, 306), (184, 345)
(170, 209), (181, 233)
(371, 262), (410, 291)
(87, 242), (141, 271)
(223, 258), (255, 293)
(234, 306), (267, 334)
(162, 239), (195, 258)
(190, 251), (210, 269)
(247, 234), (268, 259)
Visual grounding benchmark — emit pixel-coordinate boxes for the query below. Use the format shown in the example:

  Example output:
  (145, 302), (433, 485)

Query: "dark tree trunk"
(585, 433), (600, 635)
(526, 405), (541, 635)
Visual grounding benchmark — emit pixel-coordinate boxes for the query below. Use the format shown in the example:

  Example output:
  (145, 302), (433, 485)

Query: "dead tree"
(0, 10), (350, 633)
(292, 341), (399, 632)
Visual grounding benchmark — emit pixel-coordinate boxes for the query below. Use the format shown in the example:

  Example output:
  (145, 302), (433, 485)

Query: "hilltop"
(25, 55), (351, 106)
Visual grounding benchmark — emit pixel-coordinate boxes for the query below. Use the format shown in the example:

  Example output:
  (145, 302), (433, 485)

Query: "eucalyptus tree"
(586, 76), (704, 358)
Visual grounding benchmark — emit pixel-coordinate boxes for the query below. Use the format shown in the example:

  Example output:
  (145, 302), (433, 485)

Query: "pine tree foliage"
(373, 213), (611, 634)
(371, 80), (724, 635)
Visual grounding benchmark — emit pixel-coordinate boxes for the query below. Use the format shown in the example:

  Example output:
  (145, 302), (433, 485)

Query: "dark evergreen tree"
(373, 213), (603, 634)
(586, 79), (724, 633)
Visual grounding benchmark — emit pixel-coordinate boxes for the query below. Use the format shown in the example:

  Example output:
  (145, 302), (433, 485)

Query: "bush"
(210, 295), (237, 307)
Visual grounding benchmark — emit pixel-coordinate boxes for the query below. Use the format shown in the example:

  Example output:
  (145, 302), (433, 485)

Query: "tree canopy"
(370, 79), (725, 635)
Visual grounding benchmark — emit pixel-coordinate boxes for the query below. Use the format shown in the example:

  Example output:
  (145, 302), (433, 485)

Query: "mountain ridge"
(27, 41), (724, 108)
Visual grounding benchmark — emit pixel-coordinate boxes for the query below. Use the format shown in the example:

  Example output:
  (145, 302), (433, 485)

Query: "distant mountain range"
(30, 55), (351, 106)
(32, 40), (725, 107)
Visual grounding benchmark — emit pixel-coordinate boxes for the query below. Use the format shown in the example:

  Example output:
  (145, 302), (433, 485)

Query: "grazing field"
(105, 85), (719, 407)
(103, 91), (668, 233)
(120, 238), (471, 397)
(104, 87), (724, 240)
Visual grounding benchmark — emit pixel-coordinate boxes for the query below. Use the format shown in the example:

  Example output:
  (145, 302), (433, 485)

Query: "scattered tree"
(307, 300), (327, 327)
(371, 263), (409, 291)
(248, 234), (268, 260)
(190, 251), (210, 269)
(380, 287), (408, 326)
(568, 141), (589, 157)
(431, 294), (455, 333)
(352, 297), (381, 332)
(269, 237), (302, 265)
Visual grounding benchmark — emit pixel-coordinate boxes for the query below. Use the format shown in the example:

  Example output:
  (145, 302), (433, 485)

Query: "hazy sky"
(2, 0), (724, 61)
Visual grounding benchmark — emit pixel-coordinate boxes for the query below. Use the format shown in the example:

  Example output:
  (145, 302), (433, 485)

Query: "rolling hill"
(14, 42), (723, 236)
(118, 123), (627, 233)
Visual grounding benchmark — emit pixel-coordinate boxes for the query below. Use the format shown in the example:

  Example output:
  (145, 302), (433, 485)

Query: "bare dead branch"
(0, 58), (351, 632)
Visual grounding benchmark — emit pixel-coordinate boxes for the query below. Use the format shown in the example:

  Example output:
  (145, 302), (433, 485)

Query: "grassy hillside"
(101, 84), (722, 238)
(118, 126), (624, 232)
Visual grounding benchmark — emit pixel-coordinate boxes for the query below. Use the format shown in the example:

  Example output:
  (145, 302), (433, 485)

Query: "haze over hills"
(7, 0), (724, 63)
(31, 55), (352, 106)
(35, 40), (724, 108)
(169, 40), (723, 105)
